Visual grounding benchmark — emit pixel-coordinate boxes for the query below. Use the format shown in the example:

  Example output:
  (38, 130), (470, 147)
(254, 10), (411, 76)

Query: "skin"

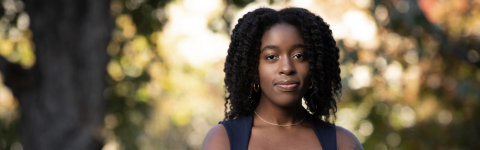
(202, 23), (363, 150)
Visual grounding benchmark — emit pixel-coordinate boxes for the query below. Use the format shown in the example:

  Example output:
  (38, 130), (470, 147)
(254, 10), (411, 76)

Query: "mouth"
(274, 80), (300, 91)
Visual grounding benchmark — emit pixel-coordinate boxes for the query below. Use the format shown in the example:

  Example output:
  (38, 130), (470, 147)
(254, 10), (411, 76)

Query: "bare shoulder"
(336, 126), (363, 150)
(201, 124), (230, 150)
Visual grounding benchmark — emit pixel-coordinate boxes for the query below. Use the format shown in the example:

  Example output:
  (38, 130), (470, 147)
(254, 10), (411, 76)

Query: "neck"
(254, 97), (306, 126)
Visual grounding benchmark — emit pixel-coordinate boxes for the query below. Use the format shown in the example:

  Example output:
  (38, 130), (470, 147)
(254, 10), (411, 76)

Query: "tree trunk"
(2, 0), (112, 149)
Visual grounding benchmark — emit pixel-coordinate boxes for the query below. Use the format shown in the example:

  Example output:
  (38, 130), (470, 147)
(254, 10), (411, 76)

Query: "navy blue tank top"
(220, 113), (337, 150)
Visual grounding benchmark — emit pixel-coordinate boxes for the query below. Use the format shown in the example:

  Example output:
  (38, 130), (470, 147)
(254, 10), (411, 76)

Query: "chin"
(270, 95), (303, 108)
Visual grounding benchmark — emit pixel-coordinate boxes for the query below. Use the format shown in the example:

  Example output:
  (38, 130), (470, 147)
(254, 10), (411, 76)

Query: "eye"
(266, 55), (277, 60)
(293, 54), (304, 59)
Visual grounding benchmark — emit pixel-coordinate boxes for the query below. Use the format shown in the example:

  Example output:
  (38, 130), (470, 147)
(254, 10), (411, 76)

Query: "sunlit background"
(1, 0), (480, 149)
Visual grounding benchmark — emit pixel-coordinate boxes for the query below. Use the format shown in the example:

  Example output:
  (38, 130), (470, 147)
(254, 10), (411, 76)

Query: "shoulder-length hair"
(223, 7), (342, 124)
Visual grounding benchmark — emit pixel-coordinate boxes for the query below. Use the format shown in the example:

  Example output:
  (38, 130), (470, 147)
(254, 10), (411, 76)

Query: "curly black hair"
(223, 7), (342, 124)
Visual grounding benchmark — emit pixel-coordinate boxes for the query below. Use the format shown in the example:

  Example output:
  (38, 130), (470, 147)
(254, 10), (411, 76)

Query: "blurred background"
(0, 0), (479, 149)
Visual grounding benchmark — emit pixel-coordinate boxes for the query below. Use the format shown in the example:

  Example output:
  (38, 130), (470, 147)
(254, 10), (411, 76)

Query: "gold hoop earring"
(309, 81), (313, 89)
(254, 83), (260, 92)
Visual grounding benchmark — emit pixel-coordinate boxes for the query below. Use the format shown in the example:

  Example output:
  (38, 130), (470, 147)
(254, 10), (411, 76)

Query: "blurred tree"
(364, 0), (480, 149)
(374, 0), (480, 67)
(103, 0), (171, 149)
(0, 0), (112, 149)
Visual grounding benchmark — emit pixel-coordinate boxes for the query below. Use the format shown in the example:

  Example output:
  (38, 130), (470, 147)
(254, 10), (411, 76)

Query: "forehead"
(261, 23), (305, 47)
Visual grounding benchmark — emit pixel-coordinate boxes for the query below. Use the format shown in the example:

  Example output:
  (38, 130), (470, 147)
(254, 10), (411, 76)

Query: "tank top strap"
(219, 114), (253, 150)
(308, 114), (337, 150)
(220, 112), (337, 150)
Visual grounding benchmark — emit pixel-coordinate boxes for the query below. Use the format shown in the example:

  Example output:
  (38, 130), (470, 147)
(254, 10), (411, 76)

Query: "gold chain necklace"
(254, 110), (306, 127)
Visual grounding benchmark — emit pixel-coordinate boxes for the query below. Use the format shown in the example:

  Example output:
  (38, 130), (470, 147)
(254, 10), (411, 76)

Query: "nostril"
(287, 70), (296, 75)
(280, 68), (296, 75)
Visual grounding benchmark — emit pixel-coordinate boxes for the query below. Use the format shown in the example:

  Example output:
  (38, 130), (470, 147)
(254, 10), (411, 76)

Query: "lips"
(274, 80), (300, 91)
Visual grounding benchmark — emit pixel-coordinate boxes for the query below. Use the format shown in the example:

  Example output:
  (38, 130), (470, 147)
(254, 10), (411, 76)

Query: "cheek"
(297, 63), (311, 89)
(258, 63), (275, 85)
(296, 63), (310, 77)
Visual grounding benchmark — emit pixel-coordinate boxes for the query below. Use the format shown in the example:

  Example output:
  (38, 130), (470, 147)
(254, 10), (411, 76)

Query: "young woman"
(202, 7), (363, 150)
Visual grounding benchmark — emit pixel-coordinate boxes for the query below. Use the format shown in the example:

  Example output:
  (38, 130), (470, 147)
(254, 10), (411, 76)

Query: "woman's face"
(258, 23), (310, 107)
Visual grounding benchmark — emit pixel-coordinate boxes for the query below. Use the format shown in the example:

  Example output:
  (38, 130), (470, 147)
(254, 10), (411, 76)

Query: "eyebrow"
(261, 44), (306, 52)
(292, 44), (307, 49)
(261, 45), (278, 52)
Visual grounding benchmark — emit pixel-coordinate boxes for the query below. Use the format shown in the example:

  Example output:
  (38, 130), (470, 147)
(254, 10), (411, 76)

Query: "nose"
(279, 56), (296, 75)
